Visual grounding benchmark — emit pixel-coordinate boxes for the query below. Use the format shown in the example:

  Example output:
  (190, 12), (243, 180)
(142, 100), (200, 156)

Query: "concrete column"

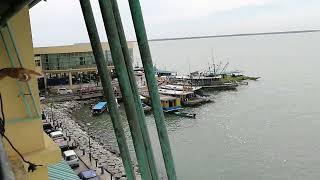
(44, 73), (47, 90)
(68, 71), (73, 88)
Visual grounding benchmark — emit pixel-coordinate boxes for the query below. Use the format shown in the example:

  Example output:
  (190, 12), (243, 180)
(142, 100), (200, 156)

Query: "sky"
(29, 0), (320, 47)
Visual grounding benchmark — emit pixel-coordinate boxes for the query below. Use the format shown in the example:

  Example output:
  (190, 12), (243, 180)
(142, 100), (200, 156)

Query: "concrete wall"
(0, 7), (61, 180)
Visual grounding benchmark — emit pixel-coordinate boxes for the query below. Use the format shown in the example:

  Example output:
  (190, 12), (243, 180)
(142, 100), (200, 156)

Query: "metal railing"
(79, 0), (177, 179)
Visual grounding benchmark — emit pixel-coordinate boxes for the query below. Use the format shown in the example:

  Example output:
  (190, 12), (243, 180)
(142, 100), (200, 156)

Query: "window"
(80, 57), (85, 65)
(35, 59), (41, 67)
(66, 155), (77, 161)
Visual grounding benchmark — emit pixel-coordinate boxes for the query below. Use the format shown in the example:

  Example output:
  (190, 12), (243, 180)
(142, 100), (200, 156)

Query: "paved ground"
(74, 149), (113, 180)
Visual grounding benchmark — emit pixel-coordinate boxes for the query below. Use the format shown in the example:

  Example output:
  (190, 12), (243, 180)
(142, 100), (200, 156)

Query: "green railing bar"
(127, 0), (177, 179)
(0, 29), (33, 118)
(109, 0), (160, 179)
(78, 1), (135, 179)
(98, 0), (152, 179)
(5, 116), (40, 124)
(6, 23), (40, 117)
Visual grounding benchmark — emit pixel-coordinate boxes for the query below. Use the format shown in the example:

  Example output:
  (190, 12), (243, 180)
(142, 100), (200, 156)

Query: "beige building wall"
(0, 7), (61, 180)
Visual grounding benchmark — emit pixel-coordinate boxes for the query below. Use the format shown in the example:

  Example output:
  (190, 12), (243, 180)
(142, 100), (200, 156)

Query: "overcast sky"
(30, 0), (320, 47)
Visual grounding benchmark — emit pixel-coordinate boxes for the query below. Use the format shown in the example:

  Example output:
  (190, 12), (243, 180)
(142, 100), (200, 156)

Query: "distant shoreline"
(144, 29), (320, 42)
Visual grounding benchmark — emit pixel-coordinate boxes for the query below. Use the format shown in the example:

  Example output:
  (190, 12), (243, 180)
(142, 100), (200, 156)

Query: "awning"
(48, 160), (80, 180)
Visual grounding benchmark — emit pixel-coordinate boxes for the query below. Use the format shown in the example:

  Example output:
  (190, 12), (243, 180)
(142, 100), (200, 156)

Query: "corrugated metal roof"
(34, 42), (135, 54)
(48, 160), (80, 180)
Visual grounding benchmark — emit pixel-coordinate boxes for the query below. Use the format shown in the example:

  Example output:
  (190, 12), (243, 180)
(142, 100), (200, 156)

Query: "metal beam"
(127, 0), (177, 179)
(97, 0), (152, 179)
(108, 0), (160, 179)
(78, 0), (135, 179)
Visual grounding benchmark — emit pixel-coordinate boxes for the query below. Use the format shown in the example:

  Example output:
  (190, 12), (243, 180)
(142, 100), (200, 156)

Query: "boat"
(173, 111), (196, 118)
(92, 102), (108, 115)
(158, 86), (212, 107)
(141, 93), (196, 118)
(172, 75), (238, 91)
(142, 103), (152, 113)
(141, 93), (183, 112)
(140, 95), (151, 113)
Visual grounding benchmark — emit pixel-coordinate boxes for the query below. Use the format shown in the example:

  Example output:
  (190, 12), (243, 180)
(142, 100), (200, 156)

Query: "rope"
(0, 93), (43, 172)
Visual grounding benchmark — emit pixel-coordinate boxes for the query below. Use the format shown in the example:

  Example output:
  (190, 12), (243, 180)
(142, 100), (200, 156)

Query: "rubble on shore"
(43, 101), (138, 178)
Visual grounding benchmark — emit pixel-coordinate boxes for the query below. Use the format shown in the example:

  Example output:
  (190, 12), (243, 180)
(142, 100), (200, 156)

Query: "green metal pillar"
(127, 0), (177, 179)
(78, 0), (135, 179)
(97, 0), (152, 179)
(108, 0), (160, 179)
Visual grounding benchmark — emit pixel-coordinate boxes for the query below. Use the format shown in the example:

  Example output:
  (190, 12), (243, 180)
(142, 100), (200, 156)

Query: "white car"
(40, 96), (46, 102)
(57, 88), (73, 95)
(49, 131), (64, 140)
(63, 150), (79, 168)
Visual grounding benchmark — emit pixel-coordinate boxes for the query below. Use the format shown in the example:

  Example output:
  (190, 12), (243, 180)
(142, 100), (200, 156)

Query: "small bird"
(0, 68), (42, 82)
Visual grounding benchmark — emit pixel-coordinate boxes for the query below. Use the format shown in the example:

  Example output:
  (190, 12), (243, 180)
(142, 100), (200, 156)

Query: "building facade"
(0, 7), (61, 180)
(34, 42), (135, 71)
(33, 42), (135, 90)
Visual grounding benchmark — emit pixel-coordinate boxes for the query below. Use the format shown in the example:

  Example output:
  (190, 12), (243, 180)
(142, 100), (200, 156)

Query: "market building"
(34, 42), (135, 91)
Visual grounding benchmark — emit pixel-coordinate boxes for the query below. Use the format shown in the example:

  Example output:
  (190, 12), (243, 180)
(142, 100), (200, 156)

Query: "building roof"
(141, 94), (177, 101)
(159, 95), (178, 101)
(160, 84), (202, 91)
(48, 160), (80, 180)
(34, 42), (135, 55)
(159, 88), (193, 96)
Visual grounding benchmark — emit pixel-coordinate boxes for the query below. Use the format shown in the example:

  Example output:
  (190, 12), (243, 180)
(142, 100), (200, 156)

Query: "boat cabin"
(92, 102), (108, 115)
(141, 94), (182, 112)
(158, 88), (196, 103)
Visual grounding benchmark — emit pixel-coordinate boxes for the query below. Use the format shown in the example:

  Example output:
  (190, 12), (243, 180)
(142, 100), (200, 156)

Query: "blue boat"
(92, 102), (108, 115)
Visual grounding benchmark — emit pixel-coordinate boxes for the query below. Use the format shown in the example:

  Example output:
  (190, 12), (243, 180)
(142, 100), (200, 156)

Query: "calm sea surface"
(73, 32), (320, 179)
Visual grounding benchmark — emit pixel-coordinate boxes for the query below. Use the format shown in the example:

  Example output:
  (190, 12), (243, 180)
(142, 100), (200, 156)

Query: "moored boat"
(92, 102), (108, 115)
(172, 75), (238, 91)
(173, 111), (196, 118)
(158, 86), (212, 107)
(141, 93), (196, 118)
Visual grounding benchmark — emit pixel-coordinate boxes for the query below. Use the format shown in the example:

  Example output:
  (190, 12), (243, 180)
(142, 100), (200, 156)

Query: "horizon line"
(34, 29), (320, 47)
(139, 29), (320, 42)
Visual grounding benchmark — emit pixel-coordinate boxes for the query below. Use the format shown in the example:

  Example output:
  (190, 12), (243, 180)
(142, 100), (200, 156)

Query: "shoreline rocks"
(43, 101), (139, 178)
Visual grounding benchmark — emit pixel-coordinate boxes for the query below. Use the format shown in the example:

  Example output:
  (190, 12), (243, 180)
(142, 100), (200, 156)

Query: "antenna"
(211, 49), (216, 75)
(220, 62), (229, 75)
(188, 58), (191, 76)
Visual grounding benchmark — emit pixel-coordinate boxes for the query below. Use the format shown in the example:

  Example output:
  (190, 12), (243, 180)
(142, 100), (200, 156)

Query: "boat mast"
(212, 49), (216, 76)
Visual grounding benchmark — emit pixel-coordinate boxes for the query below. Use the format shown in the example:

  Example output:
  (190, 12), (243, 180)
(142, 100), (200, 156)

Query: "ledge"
(9, 132), (61, 179)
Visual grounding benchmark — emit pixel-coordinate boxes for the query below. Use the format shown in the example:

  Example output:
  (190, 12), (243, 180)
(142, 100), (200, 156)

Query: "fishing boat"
(173, 111), (196, 118)
(141, 93), (196, 118)
(158, 86), (212, 107)
(141, 94), (183, 112)
(92, 102), (108, 115)
(173, 75), (238, 91)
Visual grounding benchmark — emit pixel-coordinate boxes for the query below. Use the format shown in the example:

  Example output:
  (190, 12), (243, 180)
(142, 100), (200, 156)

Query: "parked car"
(40, 96), (46, 102)
(57, 88), (73, 95)
(42, 122), (54, 134)
(54, 138), (69, 152)
(49, 131), (65, 140)
(78, 170), (100, 180)
(63, 150), (79, 168)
